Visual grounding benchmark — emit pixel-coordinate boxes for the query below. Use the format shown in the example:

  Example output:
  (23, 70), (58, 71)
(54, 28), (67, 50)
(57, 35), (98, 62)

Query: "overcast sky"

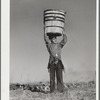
(10, 0), (96, 83)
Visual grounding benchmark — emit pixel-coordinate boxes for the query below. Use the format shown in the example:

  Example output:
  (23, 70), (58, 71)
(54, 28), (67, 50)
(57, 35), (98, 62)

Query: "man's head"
(49, 36), (57, 44)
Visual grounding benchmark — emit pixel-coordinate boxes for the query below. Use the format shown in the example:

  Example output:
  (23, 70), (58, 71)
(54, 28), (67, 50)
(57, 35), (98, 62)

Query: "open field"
(10, 81), (96, 100)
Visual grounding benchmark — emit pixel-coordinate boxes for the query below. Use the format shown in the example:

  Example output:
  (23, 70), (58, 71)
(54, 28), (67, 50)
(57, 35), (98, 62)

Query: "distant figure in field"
(44, 33), (67, 93)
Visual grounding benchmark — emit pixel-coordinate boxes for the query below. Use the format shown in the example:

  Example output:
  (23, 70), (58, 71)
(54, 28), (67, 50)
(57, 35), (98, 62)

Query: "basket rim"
(44, 9), (66, 14)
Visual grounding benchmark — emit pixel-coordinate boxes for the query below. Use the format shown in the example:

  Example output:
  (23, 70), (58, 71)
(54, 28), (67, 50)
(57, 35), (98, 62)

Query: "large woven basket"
(44, 9), (66, 37)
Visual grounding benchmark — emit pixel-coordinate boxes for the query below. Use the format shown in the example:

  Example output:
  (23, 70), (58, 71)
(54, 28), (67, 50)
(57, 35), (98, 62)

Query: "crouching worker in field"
(44, 33), (67, 93)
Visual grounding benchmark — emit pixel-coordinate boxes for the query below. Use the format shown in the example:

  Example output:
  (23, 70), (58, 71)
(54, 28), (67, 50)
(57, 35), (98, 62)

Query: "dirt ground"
(10, 87), (96, 100)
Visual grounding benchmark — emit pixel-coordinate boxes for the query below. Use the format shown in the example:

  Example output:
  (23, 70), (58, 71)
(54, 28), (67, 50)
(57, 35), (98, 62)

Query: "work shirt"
(44, 34), (67, 64)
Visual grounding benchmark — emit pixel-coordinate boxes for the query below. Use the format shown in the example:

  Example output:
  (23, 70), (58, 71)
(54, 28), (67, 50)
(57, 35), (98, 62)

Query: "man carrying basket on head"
(44, 33), (67, 93)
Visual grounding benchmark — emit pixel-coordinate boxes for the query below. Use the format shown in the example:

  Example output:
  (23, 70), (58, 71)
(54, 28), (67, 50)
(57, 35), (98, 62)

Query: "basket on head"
(43, 9), (66, 37)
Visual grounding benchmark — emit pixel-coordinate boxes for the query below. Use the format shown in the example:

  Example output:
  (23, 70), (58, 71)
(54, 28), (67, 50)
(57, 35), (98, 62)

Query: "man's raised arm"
(44, 33), (51, 45)
(60, 33), (67, 48)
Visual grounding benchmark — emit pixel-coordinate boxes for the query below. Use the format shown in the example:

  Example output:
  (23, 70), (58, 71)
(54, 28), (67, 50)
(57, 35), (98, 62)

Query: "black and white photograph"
(1, 0), (99, 100)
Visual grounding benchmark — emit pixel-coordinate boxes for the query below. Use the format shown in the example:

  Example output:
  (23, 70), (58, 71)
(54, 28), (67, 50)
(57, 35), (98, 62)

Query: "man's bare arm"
(60, 33), (67, 48)
(44, 33), (51, 44)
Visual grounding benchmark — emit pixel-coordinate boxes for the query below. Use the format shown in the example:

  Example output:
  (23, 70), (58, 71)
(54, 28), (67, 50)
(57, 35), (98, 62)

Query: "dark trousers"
(48, 60), (64, 93)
